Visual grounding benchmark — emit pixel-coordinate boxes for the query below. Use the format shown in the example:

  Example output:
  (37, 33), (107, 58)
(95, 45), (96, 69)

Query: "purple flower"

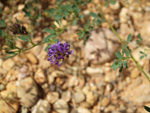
(47, 41), (73, 67)
(9, 23), (28, 35)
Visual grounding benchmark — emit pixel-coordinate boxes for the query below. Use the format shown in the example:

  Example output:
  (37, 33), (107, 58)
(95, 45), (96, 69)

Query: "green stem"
(131, 54), (150, 82)
(27, 35), (35, 46)
(95, 3), (150, 82)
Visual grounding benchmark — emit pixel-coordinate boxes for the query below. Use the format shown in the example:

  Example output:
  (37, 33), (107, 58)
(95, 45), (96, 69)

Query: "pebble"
(119, 8), (129, 23)
(17, 77), (38, 108)
(46, 92), (59, 104)
(32, 99), (51, 113)
(54, 99), (69, 113)
(79, 102), (91, 108)
(61, 91), (71, 102)
(48, 75), (55, 84)
(26, 53), (38, 64)
(1, 81), (19, 113)
(2, 59), (15, 70)
(77, 107), (91, 113)
(86, 91), (98, 106)
(130, 68), (140, 79)
(73, 92), (85, 104)
(86, 67), (103, 74)
(101, 97), (110, 107)
(84, 28), (120, 64)
(34, 68), (46, 84)
(69, 76), (78, 87)
(18, 4), (25, 11)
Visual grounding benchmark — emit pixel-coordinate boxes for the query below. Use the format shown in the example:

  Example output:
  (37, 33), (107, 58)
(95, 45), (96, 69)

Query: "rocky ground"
(1, 0), (150, 113)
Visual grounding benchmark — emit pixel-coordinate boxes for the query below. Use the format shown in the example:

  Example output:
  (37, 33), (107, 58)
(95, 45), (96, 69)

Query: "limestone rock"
(54, 99), (69, 113)
(84, 28), (120, 64)
(32, 99), (51, 113)
(46, 92), (59, 104)
(73, 92), (85, 104)
(17, 77), (38, 108)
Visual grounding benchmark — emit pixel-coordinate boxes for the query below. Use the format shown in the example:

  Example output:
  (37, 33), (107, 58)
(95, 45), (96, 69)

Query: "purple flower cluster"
(9, 23), (28, 35)
(47, 41), (73, 67)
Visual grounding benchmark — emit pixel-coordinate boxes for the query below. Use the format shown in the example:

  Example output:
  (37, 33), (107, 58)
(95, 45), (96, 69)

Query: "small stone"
(106, 84), (114, 92)
(84, 29), (120, 64)
(34, 68), (46, 84)
(18, 4), (25, 11)
(130, 68), (140, 79)
(26, 53), (38, 64)
(32, 99), (51, 113)
(62, 91), (71, 102)
(69, 76), (78, 87)
(119, 8), (129, 23)
(101, 97), (110, 107)
(0, 84), (6, 91)
(86, 67), (103, 75)
(17, 77), (38, 108)
(1, 81), (19, 113)
(77, 107), (91, 113)
(79, 102), (91, 108)
(13, 12), (25, 21)
(48, 75), (55, 85)
(2, 59), (15, 70)
(46, 92), (59, 104)
(82, 86), (90, 94)
(54, 99), (69, 113)
(73, 92), (85, 104)
(56, 77), (64, 85)
(86, 91), (98, 106)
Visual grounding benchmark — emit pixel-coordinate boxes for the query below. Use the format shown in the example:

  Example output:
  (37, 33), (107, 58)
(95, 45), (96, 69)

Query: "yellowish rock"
(2, 59), (15, 70)
(1, 81), (19, 113)
(34, 68), (46, 84)
(18, 4), (25, 11)
(101, 97), (110, 107)
(130, 68), (140, 79)
(26, 53), (38, 64)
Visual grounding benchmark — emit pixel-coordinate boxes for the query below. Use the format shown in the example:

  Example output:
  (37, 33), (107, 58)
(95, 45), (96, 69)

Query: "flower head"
(47, 41), (73, 67)
(9, 23), (28, 35)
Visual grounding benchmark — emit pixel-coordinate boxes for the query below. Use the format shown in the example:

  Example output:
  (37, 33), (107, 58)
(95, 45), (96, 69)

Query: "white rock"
(32, 99), (51, 113)
(73, 92), (85, 104)
(54, 99), (69, 113)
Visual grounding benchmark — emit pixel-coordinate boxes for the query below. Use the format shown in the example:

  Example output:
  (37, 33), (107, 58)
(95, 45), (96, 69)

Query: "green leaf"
(45, 45), (51, 51)
(123, 61), (128, 68)
(5, 55), (16, 59)
(90, 12), (98, 18)
(115, 51), (123, 59)
(80, 14), (84, 19)
(127, 34), (132, 42)
(138, 33), (143, 41)
(6, 51), (16, 55)
(44, 34), (56, 43)
(44, 28), (55, 33)
(23, 9), (31, 17)
(139, 51), (145, 54)
(0, 9), (2, 14)
(140, 55), (145, 59)
(144, 106), (150, 112)
(54, 14), (62, 20)
(110, 0), (116, 4)
(119, 66), (123, 72)
(18, 35), (29, 42)
(73, 19), (77, 26)
(0, 19), (6, 27)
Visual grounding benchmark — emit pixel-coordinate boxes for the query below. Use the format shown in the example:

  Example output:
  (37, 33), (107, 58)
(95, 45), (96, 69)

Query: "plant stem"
(27, 35), (35, 46)
(95, 2), (150, 82)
